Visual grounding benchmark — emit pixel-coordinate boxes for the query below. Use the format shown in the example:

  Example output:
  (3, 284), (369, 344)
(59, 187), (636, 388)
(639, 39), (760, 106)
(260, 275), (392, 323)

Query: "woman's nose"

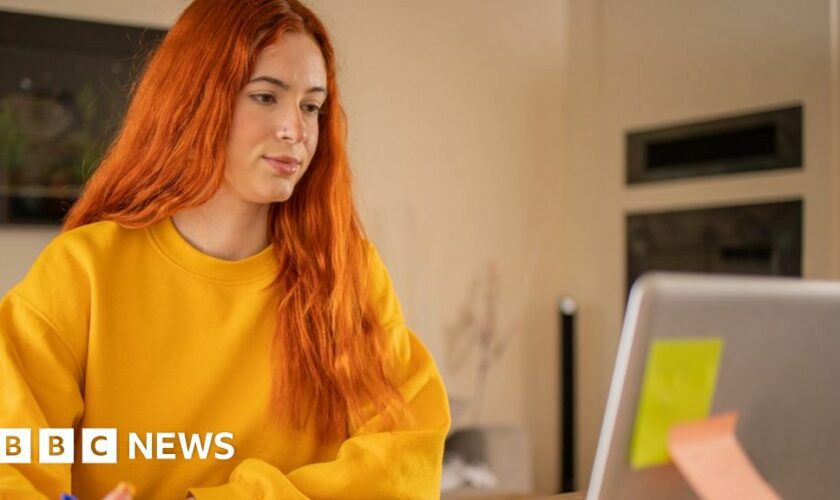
(275, 106), (307, 144)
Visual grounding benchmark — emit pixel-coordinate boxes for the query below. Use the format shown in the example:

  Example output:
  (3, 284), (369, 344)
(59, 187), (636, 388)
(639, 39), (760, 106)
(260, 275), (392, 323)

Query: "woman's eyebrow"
(249, 75), (327, 95)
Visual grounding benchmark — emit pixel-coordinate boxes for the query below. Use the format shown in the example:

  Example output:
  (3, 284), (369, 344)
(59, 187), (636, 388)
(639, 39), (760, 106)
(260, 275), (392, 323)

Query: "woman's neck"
(171, 187), (271, 261)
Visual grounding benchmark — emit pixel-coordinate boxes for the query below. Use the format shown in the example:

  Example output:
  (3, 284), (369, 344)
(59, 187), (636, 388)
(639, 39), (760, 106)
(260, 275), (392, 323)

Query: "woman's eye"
(302, 103), (323, 115)
(250, 93), (276, 105)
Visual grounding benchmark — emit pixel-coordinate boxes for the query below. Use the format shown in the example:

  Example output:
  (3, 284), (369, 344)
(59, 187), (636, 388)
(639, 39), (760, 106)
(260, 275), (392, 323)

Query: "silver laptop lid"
(587, 273), (840, 500)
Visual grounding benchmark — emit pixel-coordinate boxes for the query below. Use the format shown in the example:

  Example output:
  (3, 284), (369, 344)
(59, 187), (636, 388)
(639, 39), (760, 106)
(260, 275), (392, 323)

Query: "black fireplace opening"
(626, 200), (803, 295)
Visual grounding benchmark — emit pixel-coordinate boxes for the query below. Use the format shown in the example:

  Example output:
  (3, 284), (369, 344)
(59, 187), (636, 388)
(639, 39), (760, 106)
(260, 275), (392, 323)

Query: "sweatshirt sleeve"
(188, 242), (451, 500)
(0, 292), (86, 498)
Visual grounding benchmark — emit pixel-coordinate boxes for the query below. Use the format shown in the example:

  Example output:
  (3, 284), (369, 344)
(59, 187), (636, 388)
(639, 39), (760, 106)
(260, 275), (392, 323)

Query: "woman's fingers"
(102, 481), (136, 500)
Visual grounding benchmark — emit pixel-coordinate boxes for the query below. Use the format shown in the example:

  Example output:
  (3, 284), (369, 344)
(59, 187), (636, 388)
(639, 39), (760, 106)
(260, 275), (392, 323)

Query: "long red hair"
(63, 0), (408, 443)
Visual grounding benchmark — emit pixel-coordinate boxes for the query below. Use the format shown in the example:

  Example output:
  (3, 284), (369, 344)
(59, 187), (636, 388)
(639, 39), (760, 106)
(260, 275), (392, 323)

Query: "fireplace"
(626, 200), (802, 294)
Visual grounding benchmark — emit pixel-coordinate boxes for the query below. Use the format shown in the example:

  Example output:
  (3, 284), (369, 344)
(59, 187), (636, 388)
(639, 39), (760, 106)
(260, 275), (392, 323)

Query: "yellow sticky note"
(629, 337), (723, 469)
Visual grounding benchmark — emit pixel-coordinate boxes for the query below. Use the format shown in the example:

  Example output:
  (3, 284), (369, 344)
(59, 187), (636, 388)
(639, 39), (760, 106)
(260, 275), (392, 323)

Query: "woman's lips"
(263, 156), (300, 176)
(264, 156), (300, 175)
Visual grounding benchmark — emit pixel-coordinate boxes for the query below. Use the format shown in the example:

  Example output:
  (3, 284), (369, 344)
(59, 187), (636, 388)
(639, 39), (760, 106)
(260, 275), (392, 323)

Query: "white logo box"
(0, 428), (117, 464)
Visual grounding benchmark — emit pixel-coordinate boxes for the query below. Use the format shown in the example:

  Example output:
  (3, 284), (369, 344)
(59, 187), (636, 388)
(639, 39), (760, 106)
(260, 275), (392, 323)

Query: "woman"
(0, 0), (450, 498)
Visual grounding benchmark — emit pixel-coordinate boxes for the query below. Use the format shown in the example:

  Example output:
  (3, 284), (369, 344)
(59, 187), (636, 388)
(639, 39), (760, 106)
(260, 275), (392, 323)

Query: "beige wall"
(544, 0), (840, 490)
(311, 0), (566, 442)
(0, 0), (180, 27)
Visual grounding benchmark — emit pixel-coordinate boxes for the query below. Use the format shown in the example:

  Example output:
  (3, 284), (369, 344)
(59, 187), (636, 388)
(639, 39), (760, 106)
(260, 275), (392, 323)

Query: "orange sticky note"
(667, 412), (780, 500)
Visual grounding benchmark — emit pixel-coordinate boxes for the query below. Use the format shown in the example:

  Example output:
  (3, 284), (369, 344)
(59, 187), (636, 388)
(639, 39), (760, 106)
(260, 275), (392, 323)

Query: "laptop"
(587, 272), (840, 499)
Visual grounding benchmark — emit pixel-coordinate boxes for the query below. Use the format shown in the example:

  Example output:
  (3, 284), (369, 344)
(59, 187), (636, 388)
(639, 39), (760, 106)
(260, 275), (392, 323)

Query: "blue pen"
(60, 494), (78, 500)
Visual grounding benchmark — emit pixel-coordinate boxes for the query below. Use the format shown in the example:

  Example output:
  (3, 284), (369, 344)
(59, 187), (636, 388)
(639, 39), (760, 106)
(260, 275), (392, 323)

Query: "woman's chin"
(263, 188), (295, 205)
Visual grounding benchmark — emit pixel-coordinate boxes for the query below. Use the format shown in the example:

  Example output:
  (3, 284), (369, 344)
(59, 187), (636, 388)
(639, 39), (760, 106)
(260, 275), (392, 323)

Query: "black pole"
(559, 297), (577, 493)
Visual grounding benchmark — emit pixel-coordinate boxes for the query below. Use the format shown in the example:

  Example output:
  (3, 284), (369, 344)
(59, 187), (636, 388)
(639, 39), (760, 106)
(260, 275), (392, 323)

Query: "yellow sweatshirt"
(0, 218), (450, 499)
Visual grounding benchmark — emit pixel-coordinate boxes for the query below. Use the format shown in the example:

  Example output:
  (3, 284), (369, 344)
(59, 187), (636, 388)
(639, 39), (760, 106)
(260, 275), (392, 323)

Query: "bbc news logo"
(0, 429), (235, 464)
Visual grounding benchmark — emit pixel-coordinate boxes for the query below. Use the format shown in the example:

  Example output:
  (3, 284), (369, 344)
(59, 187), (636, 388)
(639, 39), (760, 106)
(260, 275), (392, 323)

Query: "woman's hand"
(102, 481), (135, 500)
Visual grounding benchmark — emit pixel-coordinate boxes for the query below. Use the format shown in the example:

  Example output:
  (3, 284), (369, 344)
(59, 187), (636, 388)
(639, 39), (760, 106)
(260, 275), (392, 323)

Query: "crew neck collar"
(146, 216), (276, 284)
